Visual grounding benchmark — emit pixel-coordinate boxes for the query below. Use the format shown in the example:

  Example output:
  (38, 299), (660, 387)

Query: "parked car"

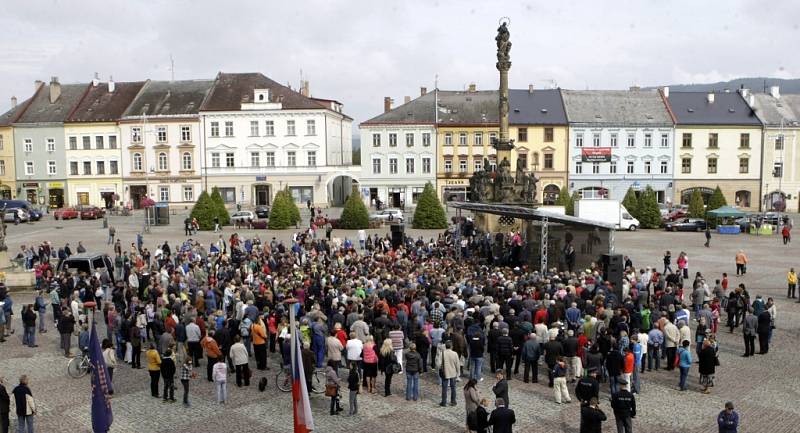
(662, 208), (688, 222)
(664, 218), (708, 232)
(3, 208), (28, 224)
(254, 205), (270, 219)
(231, 211), (256, 223)
(0, 200), (41, 221)
(370, 208), (404, 223)
(79, 206), (106, 220)
(54, 207), (80, 220)
(57, 252), (114, 281)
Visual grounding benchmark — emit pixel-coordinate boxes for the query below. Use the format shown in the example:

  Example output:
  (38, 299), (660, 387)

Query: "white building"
(359, 90), (437, 208)
(562, 90), (675, 203)
(199, 73), (355, 207)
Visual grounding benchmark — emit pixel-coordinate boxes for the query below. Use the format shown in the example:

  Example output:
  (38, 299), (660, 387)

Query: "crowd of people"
(0, 219), (769, 433)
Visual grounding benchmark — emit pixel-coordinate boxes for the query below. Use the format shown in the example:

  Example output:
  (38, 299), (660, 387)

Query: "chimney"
(528, 84), (534, 94)
(404, 96), (411, 104)
(49, 76), (61, 104)
(770, 86), (780, 99)
(108, 76), (115, 93)
(420, 87), (427, 96)
(739, 88), (749, 98)
(707, 93), (715, 104)
(34, 80), (43, 91)
(300, 80), (310, 97)
(11, 96), (17, 108)
(662, 86), (670, 98)
(92, 72), (100, 87)
(468, 83), (477, 92)
(749, 95), (755, 106)
(383, 96), (393, 113)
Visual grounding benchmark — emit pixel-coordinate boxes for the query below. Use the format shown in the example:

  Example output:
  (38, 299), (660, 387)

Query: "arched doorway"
(680, 187), (713, 205)
(735, 190), (752, 208)
(764, 190), (785, 211)
(543, 184), (560, 205)
(327, 174), (358, 207)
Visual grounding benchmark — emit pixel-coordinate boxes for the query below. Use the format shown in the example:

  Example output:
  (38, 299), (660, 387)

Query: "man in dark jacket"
(521, 331), (541, 383)
(0, 376), (9, 433)
(543, 335), (563, 387)
(757, 309), (772, 354)
(509, 323), (526, 375)
(495, 328), (514, 379)
(580, 397), (607, 433)
(717, 401), (739, 433)
(489, 398), (516, 433)
(606, 346), (624, 394)
(488, 322), (501, 372)
(12, 375), (33, 433)
(492, 370), (509, 408)
(575, 368), (600, 405)
(161, 349), (177, 402)
(562, 330), (579, 382)
(467, 325), (486, 381)
(610, 378), (636, 433)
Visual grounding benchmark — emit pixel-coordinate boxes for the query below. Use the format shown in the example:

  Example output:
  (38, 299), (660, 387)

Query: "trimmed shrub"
(268, 189), (295, 229)
(189, 190), (214, 230)
(339, 190), (370, 229)
(688, 189), (705, 218)
(412, 182), (448, 229)
(708, 186), (727, 211)
(637, 186), (662, 229)
(210, 187), (230, 226)
(622, 187), (640, 220)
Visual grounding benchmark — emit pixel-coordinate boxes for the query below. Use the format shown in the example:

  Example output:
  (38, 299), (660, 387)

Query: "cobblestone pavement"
(2, 218), (799, 432)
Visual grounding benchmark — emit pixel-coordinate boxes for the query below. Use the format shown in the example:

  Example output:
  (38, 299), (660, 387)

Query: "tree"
(637, 186), (662, 229)
(210, 187), (230, 226)
(707, 186), (727, 211)
(622, 187), (640, 220)
(688, 189), (706, 218)
(339, 188), (370, 229)
(567, 191), (580, 216)
(413, 182), (448, 229)
(268, 189), (295, 229)
(189, 190), (215, 230)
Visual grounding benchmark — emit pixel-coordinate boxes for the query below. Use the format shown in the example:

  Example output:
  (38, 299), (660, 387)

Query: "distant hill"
(646, 77), (800, 93)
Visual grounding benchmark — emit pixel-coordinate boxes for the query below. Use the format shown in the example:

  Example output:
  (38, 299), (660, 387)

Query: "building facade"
(665, 90), (762, 210)
(0, 95), (30, 199)
(119, 80), (212, 208)
(359, 90), (437, 208)
(64, 79), (144, 207)
(508, 88), (569, 204)
(199, 73), (355, 208)
(562, 89), (674, 203)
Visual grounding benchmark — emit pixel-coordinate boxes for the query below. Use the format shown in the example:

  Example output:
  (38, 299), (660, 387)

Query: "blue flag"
(89, 322), (113, 433)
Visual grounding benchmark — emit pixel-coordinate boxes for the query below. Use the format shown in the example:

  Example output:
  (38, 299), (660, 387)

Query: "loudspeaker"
(391, 223), (405, 249)
(600, 253), (624, 298)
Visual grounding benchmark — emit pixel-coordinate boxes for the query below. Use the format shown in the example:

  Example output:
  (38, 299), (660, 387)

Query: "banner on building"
(581, 148), (612, 162)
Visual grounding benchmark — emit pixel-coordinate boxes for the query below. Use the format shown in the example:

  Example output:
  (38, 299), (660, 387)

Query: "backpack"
(240, 318), (252, 337)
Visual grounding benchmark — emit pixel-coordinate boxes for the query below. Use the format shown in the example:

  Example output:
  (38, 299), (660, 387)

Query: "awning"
(707, 206), (746, 218)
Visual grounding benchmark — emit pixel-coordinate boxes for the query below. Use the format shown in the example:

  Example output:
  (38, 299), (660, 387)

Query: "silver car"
(370, 208), (404, 223)
(3, 208), (29, 223)
(230, 210), (256, 223)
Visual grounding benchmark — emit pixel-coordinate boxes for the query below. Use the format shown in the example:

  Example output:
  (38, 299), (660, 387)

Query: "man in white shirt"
(186, 319), (202, 366)
(637, 329), (649, 374)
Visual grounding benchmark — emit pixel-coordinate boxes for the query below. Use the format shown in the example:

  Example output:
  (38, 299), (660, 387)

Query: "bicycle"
(67, 351), (90, 378)
(275, 365), (325, 394)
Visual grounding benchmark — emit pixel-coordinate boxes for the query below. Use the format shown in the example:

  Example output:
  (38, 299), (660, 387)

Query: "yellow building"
(0, 97), (27, 199)
(64, 80), (145, 207)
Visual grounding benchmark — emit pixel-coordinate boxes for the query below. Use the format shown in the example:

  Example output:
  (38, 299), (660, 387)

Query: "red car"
(662, 209), (687, 222)
(54, 207), (79, 220)
(79, 206), (106, 220)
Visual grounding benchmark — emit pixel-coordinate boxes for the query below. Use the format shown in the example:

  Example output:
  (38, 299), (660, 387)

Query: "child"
(213, 358), (228, 404)
(180, 357), (194, 407)
(347, 362), (360, 416)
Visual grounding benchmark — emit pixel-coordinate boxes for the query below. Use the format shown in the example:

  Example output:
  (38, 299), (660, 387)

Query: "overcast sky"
(1, 0), (798, 128)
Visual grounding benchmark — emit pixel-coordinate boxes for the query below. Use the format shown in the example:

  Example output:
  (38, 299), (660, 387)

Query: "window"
(489, 132), (497, 144)
(306, 120), (316, 136)
(47, 138), (55, 152)
(159, 186), (169, 202)
(627, 161), (634, 174)
(575, 133), (583, 147)
(575, 162), (582, 174)
(182, 152), (193, 170)
(289, 186), (313, 204)
(707, 157), (717, 174)
(211, 152), (220, 168)
(681, 157), (691, 173)
(24, 161), (33, 175)
(422, 133), (431, 146)
(458, 132), (467, 145)
(157, 152), (168, 171)
(156, 126), (167, 143)
(644, 133), (652, 148)
(708, 133), (718, 148)
(444, 159), (452, 173)
(626, 133), (635, 147)
(444, 133), (453, 146)
(0, 135), (3, 149)
(372, 158), (381, 174)
(224, 121), (234, 137)
(592, 162), (600, 174)
(218, 187), (236, 203)
(251, 152), (260, 167)
(183, 186), (194, 202)
(406, 158), (414, 174)
(265, 121), (274, 136)
(544, 153), (554, 169)
(48, 160), (56, 175)
(422, 157), (431, 173)
(776, 135), (784, 150)
(69, 161), (78, 175)
(610, 133), (618, 147)
(644, 160), (651, 174)
(411, 187), (424, 204)
(372, 133), (381, 147)
(250, 121), (259, 137)
(83, 161), (92, 175)
(226, 152), (235, 167)
(95, 136), (104, 149)
(109, 135), (117, 149)
(286, 120), (295, 136)
(389, 133), (397, 147)
(474, 132), (483, 146)
(109, 160), (118, 174)
(661, 133), (669, 148)
(406, 133), (414, 147)
(489, 157), (497, 171)
(740, 133), (750, 148)
(518, 153), (527, 170)
(459, 159), (467, 173)
(132, 127), (142, 143)
(180, 126), (191, 142)
(307, 151), (316, 167)
(773, 161), (783, 178)
(610, 161), (617, 174)
(389, 158), (398, 174)
(69, 136), (77, 150)
(592, 133), (600, 147)
(682, 133), (692, 148)
(544, 127), (554, 142)
(660, 161), (668, 174)
(286, 151), (296, 166)
(265, 152), (275, 167)
(474, 159), (482, 172)
(96, 161), (105, 175)
(518, 128), (528, 142)
(83, 136), (91, 149)
(133, 153), (143, 171)
(210, 122), (219, 137)
(739, 157), (749, 174)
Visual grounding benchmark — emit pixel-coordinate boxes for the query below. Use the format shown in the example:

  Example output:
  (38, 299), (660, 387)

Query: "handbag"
(325, 384), (338, 397)
(391, 362), (402, 375)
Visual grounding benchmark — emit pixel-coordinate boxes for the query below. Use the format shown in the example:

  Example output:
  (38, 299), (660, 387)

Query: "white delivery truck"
(575, 199), (639, 231)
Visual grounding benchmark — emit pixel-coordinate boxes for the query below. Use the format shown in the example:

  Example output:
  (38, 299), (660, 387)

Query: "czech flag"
(292, 333), (314, 432)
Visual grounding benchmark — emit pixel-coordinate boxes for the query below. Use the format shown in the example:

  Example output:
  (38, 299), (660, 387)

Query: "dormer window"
(254, 89), (269, 103)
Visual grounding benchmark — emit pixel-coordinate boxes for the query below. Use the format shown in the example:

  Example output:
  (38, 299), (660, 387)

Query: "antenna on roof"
(169, 54), (175, 81)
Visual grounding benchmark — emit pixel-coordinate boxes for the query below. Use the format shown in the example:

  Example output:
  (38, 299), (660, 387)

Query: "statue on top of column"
(496, 22), (511, 64)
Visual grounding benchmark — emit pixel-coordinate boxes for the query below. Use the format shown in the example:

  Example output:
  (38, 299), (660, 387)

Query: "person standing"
(580, 397), (607, 433)
(610, 378), (636, 433)
(488, 398), (516, 433)
(552, 357), (572, 404)
(161, 349), (177, 402)
(788, 268), (798, 299)
(146, 342), (162, 397)
(492, 370), (509, 408)
(102, 339), (117, 390)
(735, 250), (747, 276)
(230, 335), (250, 387)
(757, 309), (772, 354)
(782, 224), (791, 245)
(717, 401), (739, 433)
(495, 328), (514, 380)
(57, 310), (75, 357)
(251, 317), (268, 371)
(467, 325), (486, 382)
(21, 305), (36, 348)
(698, 339), (717, 394)
(325, 364), (342, 415)
(378, 339), (396, 397)
(347, 363), (359, 416)
(213, 358), (228, 404)
(704, 227), (711, 248)
(543, 335), (563, 388)
(677, 340), (692, 391)
(575, 368), (600, 405)
(180, 357), (194, 407)
(404, 343), (423, 401)
(464, 379), (481, 432)
(742, 312), (757, 357)
(521, 331), (540, 383)
(11, 376), (33, 433)
(438, 341), (461, 407)
(108, 225), (116, 245)
(0, 376), (9, 433)
(185, 319), (202, 367)
(202, 329), (222, 381)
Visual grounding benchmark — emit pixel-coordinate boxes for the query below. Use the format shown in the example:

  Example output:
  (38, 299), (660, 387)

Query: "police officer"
(575, 368), (600, 405)
(610, 378), (636, 433)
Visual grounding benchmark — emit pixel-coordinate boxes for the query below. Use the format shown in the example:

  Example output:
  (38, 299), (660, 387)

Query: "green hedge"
(412, 182), (448, 229)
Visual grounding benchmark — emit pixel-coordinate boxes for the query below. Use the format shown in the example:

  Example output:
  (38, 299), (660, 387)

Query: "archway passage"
(764, 190), (784, 211)
(543, 184), (560, 205)
(328, 175), (358, 207)
(680, 187), (713, 205)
